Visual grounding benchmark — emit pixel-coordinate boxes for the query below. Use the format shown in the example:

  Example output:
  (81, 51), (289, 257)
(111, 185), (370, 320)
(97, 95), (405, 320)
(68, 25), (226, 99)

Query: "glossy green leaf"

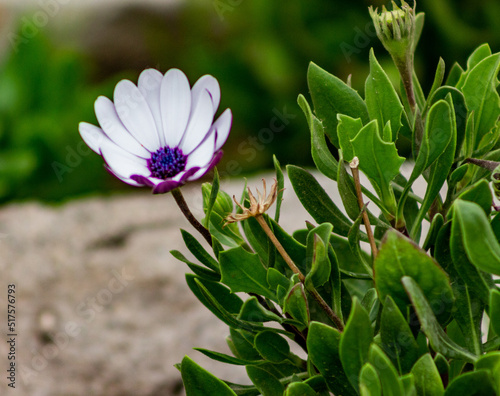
(368, 344), (404, 396)
(444, 370), (496, 396)
(434, 353), (449, 381)
(308, 62), (369, 147)
(340, 297), (373, 391)
(374, 230), (453, 324)
(228, 328), (261, 361)
(307, 321), (356, 396)
(246, 366), (284, 396)
(267, 267), (291, 293)
(490, 289), (500, 337)
(462, 53), (500, 147)
(446, 62), (464, 87)
(453, 199), (500, 275)
(402, 276), (477, 363)
(298, 94), (338, 180)
(273, 155), (285, 222)
(422, 213), (444, 252)
(467, 43), (492, 71)
(365, 48), (402, 140)
(380, 295), (419, 374)
(181, 356), (237, 396)
(243, 217), (272, 267)
(411, 353), (445, 396)
(220, 246), (276, 300)
(361, 288), (379, 323)
(351, 120), (404, 213)
(359, 363), (381, 396)
(254, 331), (290, 363)
(287, 165), (353, 237)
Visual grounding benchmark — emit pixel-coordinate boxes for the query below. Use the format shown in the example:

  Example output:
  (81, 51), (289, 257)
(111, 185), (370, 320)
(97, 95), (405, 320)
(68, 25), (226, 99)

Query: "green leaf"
(351, 120), (404, 214)
(307, 321), (357, 396)
(298, 94), (338, 181)
(283, 283), (309, 327)
(287, 165), (353, 237)
(453, 199), (500, 275)
(411, 354), (445, 396)
(365, 49), (403, 140)
(411, 94), (457, 239)
(305, 223), (332, 289)
(380, 295), (419, 374)
(254, 331), (290, 363)
(220, 246), (276, 300)
(307, 62), (369, 147)
(374, 230), (454, 324)
(273, 155), (285, 222)
(246, 366), (284, 396)
(170, 250), (220, 281)
(446, 62), (464, 87)
(467, 43), (492, 71)
(451, 279), (484, 355)
(203, 168), (220, 228)
(444, 370), (496, 396)
(462, 53), (500, 147)
(228, 328), (261, 361)
(401, 276), (477, 363)
(338, 114), (364, 162)
(284, 382), (317, 396)
(428, 58), (446, 103)
(458, 179), (492, 215)
(181, 356), (237, 396)
(359, 363), (381, 396)
(194, 348), (264, 366)
(181, 229), (220, 272)
(368, 344), (405, 396)
(340, 297), (373, 392)
(397, 100), (453, 224)
(238, 296), (283, 323)
(475, 352), (500, 392)
(490, 289), (500, 337)
(243, 217), (272, 267)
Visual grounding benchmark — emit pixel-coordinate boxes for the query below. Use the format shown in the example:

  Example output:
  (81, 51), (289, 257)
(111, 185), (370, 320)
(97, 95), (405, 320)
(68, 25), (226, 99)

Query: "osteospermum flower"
(79, 68), (232, 194)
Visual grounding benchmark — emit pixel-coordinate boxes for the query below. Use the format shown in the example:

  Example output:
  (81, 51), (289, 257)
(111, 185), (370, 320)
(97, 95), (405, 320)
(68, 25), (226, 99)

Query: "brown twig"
(350, 157), (378, 259)
(171, 188), (212, 247)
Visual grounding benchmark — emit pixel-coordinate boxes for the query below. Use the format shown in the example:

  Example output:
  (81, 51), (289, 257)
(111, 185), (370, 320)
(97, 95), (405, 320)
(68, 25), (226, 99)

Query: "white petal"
(99, 138), (150, 180)
(106, 168), (143, 187)
(179, 89), (214, 154)
(95, 96), (150, 158)
(191, 75), (220, 114)
(160, 69), (192, 148)
(138, 69), (165, 146)
(212, 109), (232, 151)
(185, 130), (216, 170)
(114, 79), (160, 152)
(79, 122), (108, 154)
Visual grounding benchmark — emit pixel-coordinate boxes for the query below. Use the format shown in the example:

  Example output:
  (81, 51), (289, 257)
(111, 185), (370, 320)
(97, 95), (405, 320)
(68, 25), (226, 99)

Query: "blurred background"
(0, 0), (499, 203)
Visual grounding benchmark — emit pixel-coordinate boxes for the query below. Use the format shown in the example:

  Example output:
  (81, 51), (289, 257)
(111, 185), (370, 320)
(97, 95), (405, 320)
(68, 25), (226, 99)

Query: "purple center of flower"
(147, 146), (187, 179)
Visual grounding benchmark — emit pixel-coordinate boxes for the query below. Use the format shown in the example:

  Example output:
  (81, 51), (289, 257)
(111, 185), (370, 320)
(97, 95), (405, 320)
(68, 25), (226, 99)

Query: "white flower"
(79, 68), (232, 194)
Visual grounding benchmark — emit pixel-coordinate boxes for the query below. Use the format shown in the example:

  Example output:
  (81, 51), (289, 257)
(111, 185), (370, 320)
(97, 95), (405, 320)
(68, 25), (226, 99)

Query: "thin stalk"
(350, 158), (379, 259)
(171, 188), (212, 246)
(254, 215), (344, 331)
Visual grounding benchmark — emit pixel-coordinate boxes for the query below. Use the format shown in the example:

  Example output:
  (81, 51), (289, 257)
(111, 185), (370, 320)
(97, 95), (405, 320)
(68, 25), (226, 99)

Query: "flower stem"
(350, 158), (378, 259)
(255, 215), (344, 331)
(171, 188), (212, 247)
